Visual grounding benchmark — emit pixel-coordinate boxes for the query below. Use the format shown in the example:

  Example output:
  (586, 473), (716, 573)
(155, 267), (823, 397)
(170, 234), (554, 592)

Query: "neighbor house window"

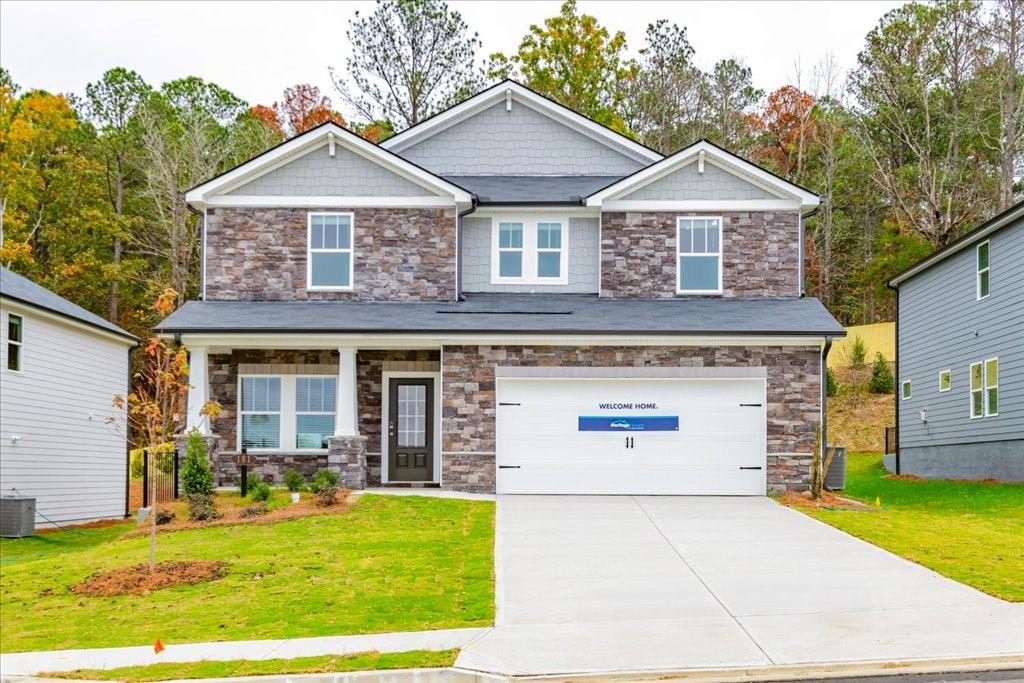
(969, 359), (997, 418)
(295, 377), (337, 449)
(536, 222), (563, 278)
(497, 222), (524, 278)
(901, 380), (912, 400)
(976, 241), (990, 299)
(308, 213), (353, 289)
(938, 369), (951, 392)
(6, 314), (22, 371)
(240, 376), (282, 449)
(677, 217), (722, 293)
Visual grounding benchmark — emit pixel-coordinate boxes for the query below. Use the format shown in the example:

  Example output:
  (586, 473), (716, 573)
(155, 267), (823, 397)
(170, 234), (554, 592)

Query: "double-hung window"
(308, 213), (353, 290)
(492, 217), (569, 284)
(976, 241), (990, 299)
(970, 358), (998, 418)
(295, 377), (337, 449)
(240, 377), (282, 449)
(677, 217), (722, 294)
(6, 313), (22, 371)
(239, 375), (338, 451)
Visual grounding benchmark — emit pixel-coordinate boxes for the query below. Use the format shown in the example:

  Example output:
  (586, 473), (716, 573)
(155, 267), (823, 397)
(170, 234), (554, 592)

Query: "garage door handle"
(739, 466), (763, 470)
(498, 402), (521, 406)
(498, 465), (521, 469)
(739, 403), (762, 407)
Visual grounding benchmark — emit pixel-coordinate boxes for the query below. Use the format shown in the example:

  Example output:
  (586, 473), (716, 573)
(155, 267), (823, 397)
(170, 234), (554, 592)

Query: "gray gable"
(397, 101), (647, 177)
(227, 144), (436, 197)
(619, 160), (781, 201)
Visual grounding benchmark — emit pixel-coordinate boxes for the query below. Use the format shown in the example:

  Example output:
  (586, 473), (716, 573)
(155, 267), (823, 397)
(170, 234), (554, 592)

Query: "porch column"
(186, 345), (211, 436)
(334, 347), (358, 436)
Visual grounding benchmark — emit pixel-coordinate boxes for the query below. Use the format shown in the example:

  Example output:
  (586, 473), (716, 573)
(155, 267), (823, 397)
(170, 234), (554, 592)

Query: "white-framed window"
(938, 369), (951, 392)
(295, 376), (337, 449)
(969, 359), (998, 418)
(901, 379), (912, 400)
(677, 216), (723, 294)
(490, 217), (569, 285)
(6, 313), (22, 372)
(308, 212), (354, 290)
(976, 240), (990, 300)
(239, 375), (338, 451)
(970, 362), (983, 418)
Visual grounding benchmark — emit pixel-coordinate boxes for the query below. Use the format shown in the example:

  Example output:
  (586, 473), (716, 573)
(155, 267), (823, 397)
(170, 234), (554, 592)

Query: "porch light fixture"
(919, 408), (928, 423)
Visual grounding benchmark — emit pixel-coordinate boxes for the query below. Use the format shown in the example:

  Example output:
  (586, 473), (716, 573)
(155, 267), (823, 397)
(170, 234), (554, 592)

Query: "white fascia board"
(470, 205), (600, 216)
(184, 123), (472, 209)
(587, 141), (819, 210)
(602, 199), (802, 212)
(381, 81), (663, 164)
(1, 297), (137, 346)
(205, 195), (459, 209)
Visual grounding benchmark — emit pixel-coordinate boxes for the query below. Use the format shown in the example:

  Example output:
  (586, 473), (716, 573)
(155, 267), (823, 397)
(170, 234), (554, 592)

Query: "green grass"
(0, 522), (134, 563)
(0, 495), (494, 653)
(798, 452), (1024, 601)
(43, 648), (458, 681)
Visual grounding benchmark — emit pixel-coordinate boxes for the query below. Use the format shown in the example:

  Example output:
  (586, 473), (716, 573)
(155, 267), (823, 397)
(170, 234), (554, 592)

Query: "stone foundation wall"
(441, 345), (821, 493)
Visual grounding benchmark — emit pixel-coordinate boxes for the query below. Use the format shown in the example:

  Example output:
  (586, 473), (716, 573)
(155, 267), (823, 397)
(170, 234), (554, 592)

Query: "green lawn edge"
(43, 648), (459, 682)
(786, 452), (1024, 602)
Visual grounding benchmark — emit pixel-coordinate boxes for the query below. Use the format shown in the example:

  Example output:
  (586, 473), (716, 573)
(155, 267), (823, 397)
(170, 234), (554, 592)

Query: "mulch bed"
(780, 490), (873, 511)
(72, 561), (228, 596)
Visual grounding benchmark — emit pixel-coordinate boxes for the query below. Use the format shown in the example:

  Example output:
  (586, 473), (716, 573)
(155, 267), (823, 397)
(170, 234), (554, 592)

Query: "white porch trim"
(334, 347), (359, 436)
(186, 346), (211, 435)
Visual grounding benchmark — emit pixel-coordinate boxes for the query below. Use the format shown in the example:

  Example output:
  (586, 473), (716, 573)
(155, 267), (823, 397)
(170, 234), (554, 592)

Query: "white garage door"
(496, 377), (766, 495)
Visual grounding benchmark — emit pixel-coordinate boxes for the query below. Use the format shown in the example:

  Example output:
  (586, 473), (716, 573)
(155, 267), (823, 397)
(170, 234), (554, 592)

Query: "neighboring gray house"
(0, 268), (137, 525)
(160, 80), (844, 496)
(888, 201), (1024, 481)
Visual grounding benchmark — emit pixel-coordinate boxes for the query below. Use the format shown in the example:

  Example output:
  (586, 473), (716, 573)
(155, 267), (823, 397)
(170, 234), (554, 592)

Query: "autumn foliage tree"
(755, 85), (816, 180)
(276, 84), (346, 135)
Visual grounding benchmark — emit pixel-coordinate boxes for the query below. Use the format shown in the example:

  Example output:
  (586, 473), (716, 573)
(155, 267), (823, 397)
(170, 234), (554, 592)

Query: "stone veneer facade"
(441, 345), (821, 494)
(204, 207), (457, 301)
(600, 211), (801, 298)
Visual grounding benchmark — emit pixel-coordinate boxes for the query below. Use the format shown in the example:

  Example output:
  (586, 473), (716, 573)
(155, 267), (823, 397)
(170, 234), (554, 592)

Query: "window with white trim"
(491, 217), (569, 284)
(6, 314), (22, 372)
(295, 377), (337, 449)
(677, 217), (722, 294)
(969, 359), (998, 418)
(938, 369), (951, 392)
(239, 375), (338, 451)
(308, 213), (353, 289)
(901, 379), (912, 400)
(240, 376), (282, 449)
(976, 241), (990, 299)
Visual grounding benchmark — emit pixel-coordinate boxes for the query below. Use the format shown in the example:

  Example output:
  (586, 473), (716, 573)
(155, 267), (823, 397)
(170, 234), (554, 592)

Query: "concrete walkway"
(0, 628), (488, 676)
(455, 495), (1024, 676)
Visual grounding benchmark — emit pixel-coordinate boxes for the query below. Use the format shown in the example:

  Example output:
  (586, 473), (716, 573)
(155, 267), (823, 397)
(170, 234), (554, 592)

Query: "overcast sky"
(1, 0), (903, 119)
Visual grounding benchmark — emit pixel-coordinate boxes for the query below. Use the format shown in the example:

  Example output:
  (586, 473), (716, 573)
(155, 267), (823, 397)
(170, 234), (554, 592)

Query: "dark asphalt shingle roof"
(157, 294), (844, 337)
(1, 267), (136, 341)
(443, 176), (624, 204)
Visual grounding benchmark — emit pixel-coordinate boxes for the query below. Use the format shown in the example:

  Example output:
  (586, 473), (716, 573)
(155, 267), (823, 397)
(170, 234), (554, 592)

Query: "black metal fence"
(129, 447), (180, 513)
(884, 426), (897, 455)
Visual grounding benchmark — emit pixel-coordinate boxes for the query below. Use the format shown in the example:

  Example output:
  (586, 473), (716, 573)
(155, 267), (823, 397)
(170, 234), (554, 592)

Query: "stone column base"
(174, 432), (220, 471)
(328, 435), (369, 490)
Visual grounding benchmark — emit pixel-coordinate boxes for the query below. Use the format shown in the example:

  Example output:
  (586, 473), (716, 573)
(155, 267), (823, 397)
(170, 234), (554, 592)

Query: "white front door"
(496, 377), (766, 495)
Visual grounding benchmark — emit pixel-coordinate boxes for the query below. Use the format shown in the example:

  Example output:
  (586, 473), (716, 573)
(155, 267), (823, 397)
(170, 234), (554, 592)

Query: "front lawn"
(0, 494), (494, 653)
(791, 452), (1024, 601)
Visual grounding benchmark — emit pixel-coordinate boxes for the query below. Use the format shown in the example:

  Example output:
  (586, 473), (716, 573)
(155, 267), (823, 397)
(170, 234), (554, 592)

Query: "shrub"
(311, 469), (339, 506)
(869, 352), (895, 394)
(181, 433), (213, 496)
(186, 493), (220, 521)
(848, 335), (867, 368)
(241, 502), (268, 518)
(826, 367), (839, 398)
(250, 481), (272, 503)
(283, 469), (305, 493)
(242, 471), (262, 496)
(155, 508), (176, 525)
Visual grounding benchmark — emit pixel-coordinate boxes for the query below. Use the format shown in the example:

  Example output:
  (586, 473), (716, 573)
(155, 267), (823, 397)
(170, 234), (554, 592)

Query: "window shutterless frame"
(984, 357), (998, 417)
(238, 374), (338, 452)
(938, 369), (951, 392)
(6, 313), (22, 372)
(976, 240), (990, 300)
(490, 216), (569, 285)
(901, 379), (911, 400)
(969, 362), (984, 419)
(676, 216), (724, 295)
(307, 212), (355, 291)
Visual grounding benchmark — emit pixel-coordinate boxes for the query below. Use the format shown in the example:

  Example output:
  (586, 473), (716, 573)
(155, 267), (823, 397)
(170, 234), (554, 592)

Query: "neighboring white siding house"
(0, 268), (136, 526)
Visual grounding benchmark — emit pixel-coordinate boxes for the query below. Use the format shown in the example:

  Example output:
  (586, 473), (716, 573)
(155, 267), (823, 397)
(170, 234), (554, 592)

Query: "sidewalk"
(0, 628), (489, 676)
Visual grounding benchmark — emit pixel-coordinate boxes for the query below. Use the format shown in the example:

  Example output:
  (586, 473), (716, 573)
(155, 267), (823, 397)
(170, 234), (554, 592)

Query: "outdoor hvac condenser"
(0, 493), (36, 538)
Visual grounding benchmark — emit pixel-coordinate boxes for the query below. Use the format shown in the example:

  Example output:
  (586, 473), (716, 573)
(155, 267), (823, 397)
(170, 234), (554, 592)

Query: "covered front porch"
(183, 340), (444, 491)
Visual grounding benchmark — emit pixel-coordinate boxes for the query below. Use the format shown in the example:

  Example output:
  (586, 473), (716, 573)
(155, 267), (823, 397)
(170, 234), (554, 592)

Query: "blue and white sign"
(578, 416), (679, 432)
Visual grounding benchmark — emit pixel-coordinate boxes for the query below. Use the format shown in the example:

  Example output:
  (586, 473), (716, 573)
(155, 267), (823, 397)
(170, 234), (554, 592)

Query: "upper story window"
(976, 240), (990, 299)
(970, 358), (998, 418)
(6, 313), (22, 372)
(308, 213), (353, 290)
(491, 217), (569, 285)
(677, 217), (722, 294)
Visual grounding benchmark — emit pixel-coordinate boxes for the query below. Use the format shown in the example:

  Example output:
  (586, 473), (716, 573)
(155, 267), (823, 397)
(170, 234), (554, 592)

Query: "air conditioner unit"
(825, 446), (847, 491)
(0, 493), (36, 538)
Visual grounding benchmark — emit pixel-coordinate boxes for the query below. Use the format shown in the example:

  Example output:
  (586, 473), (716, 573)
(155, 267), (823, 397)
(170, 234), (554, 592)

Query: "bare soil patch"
(72, 561), (227, 597)
(780, 490), (872, 511)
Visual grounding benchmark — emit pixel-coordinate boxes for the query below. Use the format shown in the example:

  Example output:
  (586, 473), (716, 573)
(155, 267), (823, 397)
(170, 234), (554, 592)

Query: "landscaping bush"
(869, 352), (895, 394)
(250, 481), (272, 503)
(181, 433), (213, 496)
(311, 469), (339, 506)
(826, 367), (839, 397)
(241, 471), (262, 496)
(186, 493), (220, 521)
(154, 508), (176, 525)
(241, 502), (268, 518)
(284, 468), (305, 493)
(848, 335), (867, 368)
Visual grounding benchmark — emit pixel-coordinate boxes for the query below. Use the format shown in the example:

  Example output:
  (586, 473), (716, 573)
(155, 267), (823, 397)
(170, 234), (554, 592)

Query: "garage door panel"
(496, 377), (765, 495)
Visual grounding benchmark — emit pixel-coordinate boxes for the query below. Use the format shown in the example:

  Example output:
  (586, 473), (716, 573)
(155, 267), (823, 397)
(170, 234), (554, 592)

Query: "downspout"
(821, 336), (833, 460)
(456, 198), (478, 301)
(887, 281), (900, 474)
(124, 345), (132, 519)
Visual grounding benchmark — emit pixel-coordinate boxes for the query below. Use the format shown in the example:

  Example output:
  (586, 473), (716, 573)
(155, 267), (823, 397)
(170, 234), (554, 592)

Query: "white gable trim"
(205, 195), (456, 209)
(380, 80), (663, 165)
(184, 123), (473, 209)
(586, 140), (819, 212)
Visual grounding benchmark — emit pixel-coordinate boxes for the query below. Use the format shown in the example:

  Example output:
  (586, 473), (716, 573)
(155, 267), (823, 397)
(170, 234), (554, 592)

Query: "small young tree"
(848, 335), (867, 368)
(181, 431), (213, 496)
(868, 352), (895, 394)
(826, 366), (839, 398)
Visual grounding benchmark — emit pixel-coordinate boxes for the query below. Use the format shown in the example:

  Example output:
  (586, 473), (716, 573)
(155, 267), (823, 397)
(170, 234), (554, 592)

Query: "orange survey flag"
(154, 638), (165, 654)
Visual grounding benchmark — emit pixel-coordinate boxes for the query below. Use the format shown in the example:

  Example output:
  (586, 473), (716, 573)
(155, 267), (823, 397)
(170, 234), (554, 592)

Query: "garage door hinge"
(739, 466), (763, 470)
(739, 403), (763, 407)
(498, 402), (521, 406)
(498, 465), (521, 469)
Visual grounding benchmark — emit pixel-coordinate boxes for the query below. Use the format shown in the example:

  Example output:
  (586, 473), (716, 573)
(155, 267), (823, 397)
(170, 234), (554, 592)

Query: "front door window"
(388, 378), (434, 481)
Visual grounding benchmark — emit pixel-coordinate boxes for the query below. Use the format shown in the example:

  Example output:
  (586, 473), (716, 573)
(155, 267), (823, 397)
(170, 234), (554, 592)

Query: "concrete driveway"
(456, 496), (1024, 676)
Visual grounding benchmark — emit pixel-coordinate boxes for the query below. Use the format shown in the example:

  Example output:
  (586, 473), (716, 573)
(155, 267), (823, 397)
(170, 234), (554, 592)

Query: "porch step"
(379, 482), (442, 489)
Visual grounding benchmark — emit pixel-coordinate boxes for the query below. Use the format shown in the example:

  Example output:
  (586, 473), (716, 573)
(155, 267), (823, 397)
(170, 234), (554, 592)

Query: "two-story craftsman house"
(159, 80), (844, 495)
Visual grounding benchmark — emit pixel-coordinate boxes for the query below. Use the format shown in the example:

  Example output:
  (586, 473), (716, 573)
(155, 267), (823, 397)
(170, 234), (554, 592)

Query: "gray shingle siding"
(460, 217), (599, 293)
(619, 160), (780, 201)
(396, 101), (647, 177)
(227, 144), (436, 197)
(897, 218), (1023, 454)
